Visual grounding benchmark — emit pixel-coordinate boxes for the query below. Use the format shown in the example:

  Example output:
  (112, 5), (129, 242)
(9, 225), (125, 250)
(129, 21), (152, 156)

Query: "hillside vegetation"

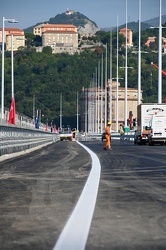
(1, 24), (166, 128)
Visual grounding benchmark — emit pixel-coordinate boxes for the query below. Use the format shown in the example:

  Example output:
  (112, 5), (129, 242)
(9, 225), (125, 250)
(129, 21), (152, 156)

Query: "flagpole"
(105, 43), (107, 127)
(124, 0), (128, 128)
(11, 35), (14, 99)
(116, 16), (119, 132)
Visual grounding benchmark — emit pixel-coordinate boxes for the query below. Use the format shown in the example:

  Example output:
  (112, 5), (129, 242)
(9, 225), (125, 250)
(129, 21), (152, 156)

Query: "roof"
(0, 28), (23, 32)
(43, 30), (77, 34)
(34, 23), (77, 28)
(6, 33), (24, 36)
(120, 28), (132, 32)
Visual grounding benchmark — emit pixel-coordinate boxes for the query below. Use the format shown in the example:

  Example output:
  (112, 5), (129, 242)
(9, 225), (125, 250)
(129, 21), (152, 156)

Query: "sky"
(0, 0), (166, 30)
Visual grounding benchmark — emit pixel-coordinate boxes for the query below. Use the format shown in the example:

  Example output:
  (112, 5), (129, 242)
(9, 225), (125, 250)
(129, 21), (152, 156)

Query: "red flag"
(8, 97), (16, 125)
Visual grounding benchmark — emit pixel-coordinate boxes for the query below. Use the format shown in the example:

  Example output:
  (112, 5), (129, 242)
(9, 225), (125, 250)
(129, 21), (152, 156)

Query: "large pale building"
(0, 28), (25, 51)
(80, 80), (142, 132)
(33, 23), (78, 54)
(33, 23), (77, 36)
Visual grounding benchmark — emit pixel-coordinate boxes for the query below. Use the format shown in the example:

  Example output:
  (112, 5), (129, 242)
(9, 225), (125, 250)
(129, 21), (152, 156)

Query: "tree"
(42, 46), (52, 54)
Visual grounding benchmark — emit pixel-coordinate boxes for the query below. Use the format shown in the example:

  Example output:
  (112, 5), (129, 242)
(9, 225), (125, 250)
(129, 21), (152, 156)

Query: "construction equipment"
(151, 62), (166, 76)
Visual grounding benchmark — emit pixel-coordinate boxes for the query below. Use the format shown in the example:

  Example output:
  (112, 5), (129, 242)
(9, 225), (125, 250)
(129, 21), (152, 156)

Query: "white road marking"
(53, 141), (101, 250)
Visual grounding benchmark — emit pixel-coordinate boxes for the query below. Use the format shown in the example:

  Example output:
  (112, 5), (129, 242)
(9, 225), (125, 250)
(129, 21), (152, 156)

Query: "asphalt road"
(0, 139), (166, 250)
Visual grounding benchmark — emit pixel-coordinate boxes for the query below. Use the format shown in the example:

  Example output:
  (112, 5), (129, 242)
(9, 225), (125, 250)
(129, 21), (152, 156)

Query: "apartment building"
(80, 80), (142, 132)
(33, 23), (78, 53)
(0, 28), (25, 51)
(119, 28), (133, 47)
(6, 34), (25, 51)
(42, 29), (78, 54)
(33, 23), (77, 36)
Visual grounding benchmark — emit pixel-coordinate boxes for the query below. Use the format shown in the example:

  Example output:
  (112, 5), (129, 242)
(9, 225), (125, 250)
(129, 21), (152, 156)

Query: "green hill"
(24, 12), (98, 33)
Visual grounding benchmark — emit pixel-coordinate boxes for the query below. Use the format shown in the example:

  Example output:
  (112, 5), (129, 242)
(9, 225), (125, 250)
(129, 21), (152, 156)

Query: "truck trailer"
(134, 103), (166, 145)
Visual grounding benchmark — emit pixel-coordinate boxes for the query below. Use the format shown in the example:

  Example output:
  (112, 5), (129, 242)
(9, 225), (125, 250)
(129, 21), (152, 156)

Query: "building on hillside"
(0, 28), (25, 51)
(66, 9), (74, 15)
(119, 28), (133, 47)
(145, 36), (166, 53)
(33, 23), (77, 36)
(33, 23), (78, 54)
(145, 36), (156, 46)
(42, 30), (78, 54)
(80, 80), (142, 132)
(6, 34), (25, 51)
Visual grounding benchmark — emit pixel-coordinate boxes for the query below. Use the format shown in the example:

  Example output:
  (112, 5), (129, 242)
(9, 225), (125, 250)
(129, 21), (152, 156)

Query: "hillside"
(24, 13), (166, 35)
(101, 15), (166, 32)
(24, 11), (99, 35)
(144, 15), (166, 26)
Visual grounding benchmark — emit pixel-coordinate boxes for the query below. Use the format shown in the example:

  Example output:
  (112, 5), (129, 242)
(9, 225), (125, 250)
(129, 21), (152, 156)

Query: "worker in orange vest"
(103, 121), (112, 150)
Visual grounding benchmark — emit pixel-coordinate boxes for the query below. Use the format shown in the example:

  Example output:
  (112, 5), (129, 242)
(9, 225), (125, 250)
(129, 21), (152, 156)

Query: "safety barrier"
(120, 131), (135, 141)
(0, 125), (60, 156)
(76, 132), (121, 141)
(76, 132), (135, 141)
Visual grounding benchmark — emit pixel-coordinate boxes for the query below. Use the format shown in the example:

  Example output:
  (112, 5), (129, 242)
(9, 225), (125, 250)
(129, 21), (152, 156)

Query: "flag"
(8, 97), (16, 125)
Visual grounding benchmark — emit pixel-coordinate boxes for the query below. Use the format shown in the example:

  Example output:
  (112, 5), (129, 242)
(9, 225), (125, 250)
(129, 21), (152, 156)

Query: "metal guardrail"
(0, 127), (135, 158)
(76, 132), (135, 141)
(120, 131), (135, 141)
(0, 124), (60, 156)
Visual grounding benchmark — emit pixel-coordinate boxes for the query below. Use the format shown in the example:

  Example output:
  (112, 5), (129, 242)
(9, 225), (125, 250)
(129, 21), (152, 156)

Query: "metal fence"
(0, 124), (60, 156)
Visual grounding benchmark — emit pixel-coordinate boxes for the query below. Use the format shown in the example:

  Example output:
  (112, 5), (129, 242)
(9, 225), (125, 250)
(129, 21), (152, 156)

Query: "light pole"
(158, 0), (162, 103)
(112, 78), (123, 132)
(11, 35), (14, 99)
(59, 93), (63, 129)
(138, 0), (141, 105)
(116, 16), (119, 132)
(1, 17), (18, 121)
(109, 31), (112, 125)
(104, 43), (107, 128)
(150, 0), (164, 103)
(76, 91), (79, 132)
(125, 0), (128, 128)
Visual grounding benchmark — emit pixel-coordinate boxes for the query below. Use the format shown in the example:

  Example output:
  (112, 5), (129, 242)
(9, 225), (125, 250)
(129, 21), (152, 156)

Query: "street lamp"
(138, 0), (141, 105)
(112, 77), (123, 132)
(150, 0), (163, 103)
(1, 17), (18, 121)
(11, 35), (14, 99)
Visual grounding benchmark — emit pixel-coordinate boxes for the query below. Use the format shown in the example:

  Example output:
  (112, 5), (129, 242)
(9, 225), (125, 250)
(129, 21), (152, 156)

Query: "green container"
(124, 127), (130, 132)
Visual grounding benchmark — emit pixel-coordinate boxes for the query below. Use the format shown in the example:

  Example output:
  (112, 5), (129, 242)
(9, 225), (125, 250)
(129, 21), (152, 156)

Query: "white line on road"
(53, 141), (101, 250)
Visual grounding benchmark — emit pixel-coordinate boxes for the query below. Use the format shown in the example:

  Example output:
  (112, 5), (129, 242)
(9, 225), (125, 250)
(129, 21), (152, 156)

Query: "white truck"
(148, 114), (166, 145)
(134, 103), (166, 145)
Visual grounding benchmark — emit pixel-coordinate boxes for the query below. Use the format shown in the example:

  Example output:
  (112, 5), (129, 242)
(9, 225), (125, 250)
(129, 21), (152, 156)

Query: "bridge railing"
(76, 132), (135, 141)
(0, 124), (60, 157)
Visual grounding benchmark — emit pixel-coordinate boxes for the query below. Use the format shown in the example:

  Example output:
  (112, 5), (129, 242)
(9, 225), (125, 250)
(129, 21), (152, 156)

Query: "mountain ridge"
(24, 11), (99, 35)
(101, 15), (166, 32)
(24, 12), (166, 34)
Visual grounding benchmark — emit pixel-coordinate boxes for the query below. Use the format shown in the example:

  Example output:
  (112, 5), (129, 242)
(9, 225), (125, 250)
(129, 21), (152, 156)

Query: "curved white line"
(53, 141), (101, 250)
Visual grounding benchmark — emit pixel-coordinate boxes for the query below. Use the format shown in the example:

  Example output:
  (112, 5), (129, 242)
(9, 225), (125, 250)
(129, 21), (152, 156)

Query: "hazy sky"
(0, 0), (166, 30)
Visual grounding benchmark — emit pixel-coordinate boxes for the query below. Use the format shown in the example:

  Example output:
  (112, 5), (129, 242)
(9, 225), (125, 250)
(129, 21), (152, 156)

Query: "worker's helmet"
(107, 121), (111, 125)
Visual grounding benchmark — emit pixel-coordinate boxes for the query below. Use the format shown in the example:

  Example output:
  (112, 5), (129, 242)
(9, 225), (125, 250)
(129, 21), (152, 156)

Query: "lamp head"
(8, 19), (18, 23)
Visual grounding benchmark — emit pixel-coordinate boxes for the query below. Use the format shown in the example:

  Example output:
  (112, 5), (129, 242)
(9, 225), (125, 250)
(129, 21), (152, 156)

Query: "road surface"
(0, 139), (166, 250)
